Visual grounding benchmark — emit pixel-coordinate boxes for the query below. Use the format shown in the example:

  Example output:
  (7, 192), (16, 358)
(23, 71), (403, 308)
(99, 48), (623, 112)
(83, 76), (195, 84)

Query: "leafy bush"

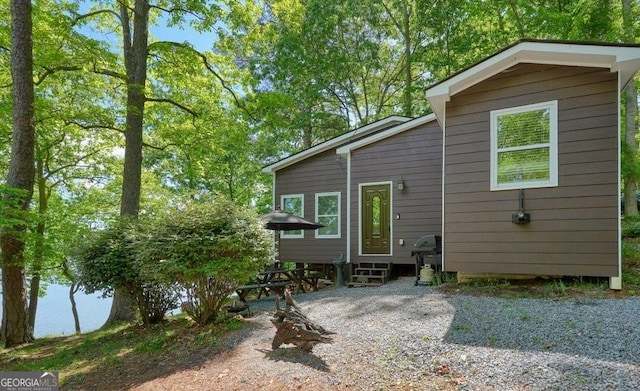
(75, 218), (180, 325)
(137, 200), (272, 325)
(622, 215), (640, 238)
(76, 200), (272, 326)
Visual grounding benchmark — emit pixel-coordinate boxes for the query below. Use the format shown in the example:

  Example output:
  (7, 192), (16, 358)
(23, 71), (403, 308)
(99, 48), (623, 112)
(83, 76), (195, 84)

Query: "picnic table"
(235, 265), (322, 302)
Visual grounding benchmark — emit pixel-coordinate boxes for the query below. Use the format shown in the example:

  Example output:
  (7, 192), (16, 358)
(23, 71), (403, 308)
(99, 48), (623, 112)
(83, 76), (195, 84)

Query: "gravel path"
(137, 278), (640, 391)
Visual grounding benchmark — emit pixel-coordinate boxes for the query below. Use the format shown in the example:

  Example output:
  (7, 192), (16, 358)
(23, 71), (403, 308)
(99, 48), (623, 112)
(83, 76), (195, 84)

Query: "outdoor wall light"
(512, 189), (531, 225)
(397, 177), (405, 191)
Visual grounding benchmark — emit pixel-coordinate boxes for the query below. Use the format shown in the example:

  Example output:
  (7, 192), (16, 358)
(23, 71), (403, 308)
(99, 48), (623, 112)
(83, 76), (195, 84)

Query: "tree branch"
(145, 97), (199, 117)
(70, 9), (122, 27)
(35, 63), (126, 85)
(65, 120), (125, 134)
(148, 5), (205, 21)
(65, 120), (176, 151)
(148, 41), (257, 121)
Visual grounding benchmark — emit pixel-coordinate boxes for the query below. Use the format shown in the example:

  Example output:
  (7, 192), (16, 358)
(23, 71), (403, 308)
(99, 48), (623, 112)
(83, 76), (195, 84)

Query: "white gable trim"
(425, 40), (640, 125)
(336, 114), (437, 155)
(262, 115), (412, 174)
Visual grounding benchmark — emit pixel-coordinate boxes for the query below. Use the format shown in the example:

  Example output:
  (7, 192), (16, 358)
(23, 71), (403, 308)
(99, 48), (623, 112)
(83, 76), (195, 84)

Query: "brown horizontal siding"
(449, 230), (617, 243)
(443, 63), (619, 277)
(276, 149), (347, 264)
(449, 262), (617, 277)
(350, 121), (442, 265)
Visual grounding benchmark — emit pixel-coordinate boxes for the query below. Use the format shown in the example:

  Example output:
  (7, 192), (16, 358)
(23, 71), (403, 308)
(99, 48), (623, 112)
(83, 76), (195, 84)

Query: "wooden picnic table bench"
(259, 267), (322, 294)
(235, 280), (290, 302)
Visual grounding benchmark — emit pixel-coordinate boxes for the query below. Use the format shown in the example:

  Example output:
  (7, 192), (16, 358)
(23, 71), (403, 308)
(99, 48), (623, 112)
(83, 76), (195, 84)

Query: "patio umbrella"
(260, 208), (324, 231)
(260, 208), (324, 265)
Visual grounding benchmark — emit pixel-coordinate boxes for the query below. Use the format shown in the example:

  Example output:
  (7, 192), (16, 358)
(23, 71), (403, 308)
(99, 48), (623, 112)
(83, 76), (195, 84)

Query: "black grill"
(412, 235), (442, 286)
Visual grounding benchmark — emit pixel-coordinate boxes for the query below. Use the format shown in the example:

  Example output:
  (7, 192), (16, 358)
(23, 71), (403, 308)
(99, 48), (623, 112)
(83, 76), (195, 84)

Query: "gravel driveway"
(136, 278), (640, 391)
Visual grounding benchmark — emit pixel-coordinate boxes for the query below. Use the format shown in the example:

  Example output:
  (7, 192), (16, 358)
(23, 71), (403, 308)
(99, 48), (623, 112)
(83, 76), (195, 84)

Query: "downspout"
(441, 105), (446, 273)
(612, 72), (624, 290)
(346, 152), (352, 264)
(272, 173), (277, 264)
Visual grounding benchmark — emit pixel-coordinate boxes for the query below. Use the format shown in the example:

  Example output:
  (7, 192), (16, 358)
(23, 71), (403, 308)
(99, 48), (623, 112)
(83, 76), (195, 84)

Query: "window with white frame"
(490, 100), (558, 191)
(280, 194), (304, 238)
(315, 192), (340, 238)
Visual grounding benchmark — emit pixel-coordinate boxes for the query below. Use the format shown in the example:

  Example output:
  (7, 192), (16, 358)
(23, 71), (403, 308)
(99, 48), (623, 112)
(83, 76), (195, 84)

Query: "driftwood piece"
(270, 289), (334, 352)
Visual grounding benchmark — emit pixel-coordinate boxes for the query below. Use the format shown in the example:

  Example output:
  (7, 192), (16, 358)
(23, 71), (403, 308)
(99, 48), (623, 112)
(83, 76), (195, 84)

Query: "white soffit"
(425, 40), (640, 124)
(262, 115), (412, 174)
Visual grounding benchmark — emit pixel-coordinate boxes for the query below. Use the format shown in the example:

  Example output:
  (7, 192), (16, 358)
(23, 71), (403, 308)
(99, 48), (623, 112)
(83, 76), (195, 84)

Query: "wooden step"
(358, 262), (392, 270)
(354, 268), (388, 276)
(347, 281), (385, 287)
(353, 274), (386, 279)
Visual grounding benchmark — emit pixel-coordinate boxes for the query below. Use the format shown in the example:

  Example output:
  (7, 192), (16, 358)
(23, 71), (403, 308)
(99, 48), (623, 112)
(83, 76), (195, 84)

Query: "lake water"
(1, 284), (112, 338)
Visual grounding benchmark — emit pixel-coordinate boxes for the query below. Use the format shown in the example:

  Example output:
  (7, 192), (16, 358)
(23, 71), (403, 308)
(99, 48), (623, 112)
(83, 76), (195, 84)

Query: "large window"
(280, 194), (304, 238)
(315, 192), (340, 238)
(490, 100), (558, 191)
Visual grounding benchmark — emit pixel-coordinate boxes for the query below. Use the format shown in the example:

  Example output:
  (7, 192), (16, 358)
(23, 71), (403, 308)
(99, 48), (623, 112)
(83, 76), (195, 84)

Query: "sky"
(75, 2), (217, 53)
(150, 18), (216, 53)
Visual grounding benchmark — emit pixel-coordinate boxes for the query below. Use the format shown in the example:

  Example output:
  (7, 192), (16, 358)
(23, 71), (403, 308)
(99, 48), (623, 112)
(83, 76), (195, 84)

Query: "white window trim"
(280, 194), (304, 239)
(490, 100), (558, 191)
(315, 192), (341, 239)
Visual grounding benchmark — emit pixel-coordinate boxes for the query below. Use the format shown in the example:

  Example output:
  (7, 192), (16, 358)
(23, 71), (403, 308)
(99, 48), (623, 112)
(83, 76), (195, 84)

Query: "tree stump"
(271, 289), (334, 352)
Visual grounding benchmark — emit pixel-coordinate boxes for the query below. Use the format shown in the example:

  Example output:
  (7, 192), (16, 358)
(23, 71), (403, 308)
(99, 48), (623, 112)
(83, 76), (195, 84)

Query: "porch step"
(347, 282), (385, 287)
(348, 262), (393, 287)
(354, 268), (389, 276)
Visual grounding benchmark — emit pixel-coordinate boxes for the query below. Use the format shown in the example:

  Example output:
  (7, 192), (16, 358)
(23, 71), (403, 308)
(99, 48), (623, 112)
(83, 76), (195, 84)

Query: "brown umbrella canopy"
(260, 209), (324, 231)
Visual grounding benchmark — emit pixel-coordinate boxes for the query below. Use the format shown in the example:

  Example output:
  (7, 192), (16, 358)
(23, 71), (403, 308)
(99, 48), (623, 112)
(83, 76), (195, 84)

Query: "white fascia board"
(261, 115), (411, 174)
(336, 114), (437, 155)
(425, 41), (640, 124)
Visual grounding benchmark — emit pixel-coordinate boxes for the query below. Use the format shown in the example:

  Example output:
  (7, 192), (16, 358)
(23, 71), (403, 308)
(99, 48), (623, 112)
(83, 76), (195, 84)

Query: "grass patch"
(0, 315), (247, 389)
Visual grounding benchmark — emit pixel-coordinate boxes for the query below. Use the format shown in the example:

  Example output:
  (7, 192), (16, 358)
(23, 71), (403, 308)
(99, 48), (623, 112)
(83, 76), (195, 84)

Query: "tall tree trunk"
(402, 0), (412, 117)
(106, 0), (150, 325)
(61, 260), (81, 334)
(28, 157), (47, 332)
(624, 81), (639, 215)
(69, 282), (81, 334)
(622, 0), (638, 216)
(1, 0), (35, 347)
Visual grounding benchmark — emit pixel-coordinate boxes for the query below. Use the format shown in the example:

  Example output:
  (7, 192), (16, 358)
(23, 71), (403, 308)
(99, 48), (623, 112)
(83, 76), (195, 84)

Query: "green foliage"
(622, 215), (640, 238)
(0, 184), (35, 236)
(137, 200), (272, 324)
(76, 217), (142, 296)
(76, 200), (272, 326)
(74, 217), (179, 325)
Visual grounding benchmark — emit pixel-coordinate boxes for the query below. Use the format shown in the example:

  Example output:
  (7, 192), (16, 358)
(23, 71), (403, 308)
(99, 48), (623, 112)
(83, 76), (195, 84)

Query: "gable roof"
(262, 115), (412, 174)
(336, 114), (437, 155)
(425, 39), (640, 125)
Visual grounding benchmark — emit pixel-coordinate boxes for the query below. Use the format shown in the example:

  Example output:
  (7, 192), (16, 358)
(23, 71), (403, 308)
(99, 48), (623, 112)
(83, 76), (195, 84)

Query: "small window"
(281, 194), (304, 238)
(315, 192), (340, 238)
(490, 100), (558, 191)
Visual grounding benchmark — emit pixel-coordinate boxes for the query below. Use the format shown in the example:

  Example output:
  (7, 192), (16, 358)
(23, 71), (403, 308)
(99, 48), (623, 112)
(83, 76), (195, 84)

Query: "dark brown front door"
(362, 183), (391, 254)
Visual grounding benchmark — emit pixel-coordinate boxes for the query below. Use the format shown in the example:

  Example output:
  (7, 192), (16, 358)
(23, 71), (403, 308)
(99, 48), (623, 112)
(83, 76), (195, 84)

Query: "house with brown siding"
(425, 40), (640, 289)
(263, 115), (413, 265)
(264, 40), (640, 289)
(263, 114), (442, 283)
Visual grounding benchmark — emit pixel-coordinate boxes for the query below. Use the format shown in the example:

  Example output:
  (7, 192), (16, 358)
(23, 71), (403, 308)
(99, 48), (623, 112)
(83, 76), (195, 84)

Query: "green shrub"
(136, 200), (273, 325)
(622, 215), (640, 238)
(76, 200), (272, 326)
(75, 218), (180, 325)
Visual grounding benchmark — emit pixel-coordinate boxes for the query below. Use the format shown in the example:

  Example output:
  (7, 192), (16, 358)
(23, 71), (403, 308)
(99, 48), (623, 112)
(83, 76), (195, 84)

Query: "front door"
(361, 183), (391, 254)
